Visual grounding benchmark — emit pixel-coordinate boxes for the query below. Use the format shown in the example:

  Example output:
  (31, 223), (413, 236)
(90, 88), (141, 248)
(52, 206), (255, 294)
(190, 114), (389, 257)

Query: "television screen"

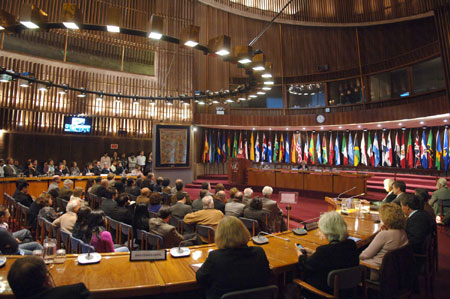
(63, 116), (92, 134)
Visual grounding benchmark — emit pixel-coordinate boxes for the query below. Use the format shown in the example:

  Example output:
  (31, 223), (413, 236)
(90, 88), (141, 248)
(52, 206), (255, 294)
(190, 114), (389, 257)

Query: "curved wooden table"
(0, 214), (379, 298)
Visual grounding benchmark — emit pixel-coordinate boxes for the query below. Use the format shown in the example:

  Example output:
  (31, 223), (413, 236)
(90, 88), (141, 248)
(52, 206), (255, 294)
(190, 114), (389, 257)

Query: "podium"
(227, 158), (250, 185)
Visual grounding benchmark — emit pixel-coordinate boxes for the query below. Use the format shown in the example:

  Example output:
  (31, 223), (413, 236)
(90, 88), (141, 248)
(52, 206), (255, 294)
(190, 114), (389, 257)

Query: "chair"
(80, 241), (96, 254)
(17, 203), (29, 229)
(70, 235), (83, 254)
(56, 197), (68, 212)
(121, 222), (133, 249)
(135, 229), (145, 249)
(3, 193), (16, 230)
(57, 229), (71, 252)
(197, 225), (215, 243)
(87, 192), (96, 209)
(141, 231), (164, 250)
(439, 198), (450, 217)
(294, 266), (366, 299)
(41, 217), (56, 239)
(414, 234), (434, 298)
(221, 285), (278, 299)
(239, 217), (260, 236)
(106, 216), (121, 243)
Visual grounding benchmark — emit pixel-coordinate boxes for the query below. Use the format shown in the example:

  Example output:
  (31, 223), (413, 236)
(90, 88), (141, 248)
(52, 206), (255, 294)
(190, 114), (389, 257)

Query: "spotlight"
(106, 7), (121, 33)
(208, 35), (231, 56)
(20, 4), (47, 29)
(181, 25), (199, 47)
(62, 4), (82, 30)
(148, 14), (163, 40)
(37, 83), (48, 92)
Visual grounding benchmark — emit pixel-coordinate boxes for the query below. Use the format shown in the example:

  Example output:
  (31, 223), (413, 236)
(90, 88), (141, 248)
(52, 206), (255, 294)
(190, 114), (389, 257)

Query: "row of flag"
(201, 127), (450, 171)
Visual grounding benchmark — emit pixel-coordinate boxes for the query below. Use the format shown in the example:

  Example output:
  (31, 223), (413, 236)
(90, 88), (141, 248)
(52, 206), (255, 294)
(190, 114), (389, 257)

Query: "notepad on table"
(190, 263), (203, 272)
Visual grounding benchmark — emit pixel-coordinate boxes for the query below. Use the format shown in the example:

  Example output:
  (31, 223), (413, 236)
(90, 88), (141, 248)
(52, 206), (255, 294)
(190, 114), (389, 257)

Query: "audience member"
(162, 178), (171, 194)
(107, 173), (116, 187)
(153, 177), (163, 192)
(127, 153), (137, 171)
(228, 187), (238, 203)
(23, 162), (38, 177)
(391, 180), (407, 205)
(7, 256), (91, 298)
(109, 193), (133, 225)
(58, 179), (73, 201)
(171, 179), (191, 205)
(131, 165), (143, 176)
(0, 158), (4, 177)
(48, 175), (61, 193)
(55, 163), (69, 176)
(261, 186), (286, 232)
(171, 192), (193, 219)
(82, 163), (94, 176)
(100, 152), (111, 169)
(72, 207), (92, 244)
(136, 187), (151, 205)
(201, 181), (211, 195)
(14, 180), (33, 207)
(4, 158), (19, 177)
(242, 188), (253, 206)
(214, 183), (225, 194)
(214, 191), (226, 213)
(133, 204), (149, 231)
(295, 211), (359, 296)
(93, 179), (109, 198)
(225, 192), (245, 217)
(414, 188), (436, 219)
(87, 210), (128, 253)
(196, 216), (270, 299)
(52, 199), (81, 233)
(360, 203), (409, 280)
(37, 193), (58, 222)
(243, 197), (269, 233)
(192, 190), (208, 211)
(149, 192), (162, 213)
(70, 187), (84, 203)
(382, 178), (396, 203)
(28, 193), (50, 227)
(100, 187), (118, 217)
(400, 194), (433, 253)
(429, 178), (450, 215)
(70, 161), (81, 176)
(136, 151), (146, 169)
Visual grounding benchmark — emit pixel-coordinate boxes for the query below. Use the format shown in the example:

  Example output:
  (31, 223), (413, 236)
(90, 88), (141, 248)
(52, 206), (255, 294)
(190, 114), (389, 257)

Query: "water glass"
(43, 238), (57, 264)
(54, 249), (66, 264)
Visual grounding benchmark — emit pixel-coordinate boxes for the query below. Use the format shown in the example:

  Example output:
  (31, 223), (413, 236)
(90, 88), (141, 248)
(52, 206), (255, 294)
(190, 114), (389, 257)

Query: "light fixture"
(262, 86), (271, 91)
(19, 79), (30, 87)
(302, 127), (306, 130)
(358, 125), (361, 128)
(398, 123), (402, 126)
(106, 7), (121, 33)
(238, 97), (246, 101)
(339, 126), (342, 129)
(148, 14), (163, 40)
(166, 99), (173, 106)
(0, 73), (12, 83)
(77, 88), (86, 98)
(249, 94), (257, 98)
(264, 81), (274, 85)
(208, 35), (231, 56)
(212, 99), (219, 104)
(377, 124), (381, 127)
(239, 58), (252, 64)
(420, 121), (424, 125)
(262, 73), (272, 78)
(252, 53), (265, 71)
(96, 94), (103, 102)
(225, 98), (234, 103)
(58, 86), (68, 95)
(181, 25), (199, 47)
(37, 83), (48, 92)
(20, 4), (47, 29)
(198, 99), (206, 105)
(62, 3), (82, 30)
(257, 91), (265, 95)
(269, 128), (272, 130)
(444, 120), (448, 123)
(320, 127), (324, 130)
(0, 25), (3, 30)
(234, 45), (252, 64)
(114, 94), (121, 104)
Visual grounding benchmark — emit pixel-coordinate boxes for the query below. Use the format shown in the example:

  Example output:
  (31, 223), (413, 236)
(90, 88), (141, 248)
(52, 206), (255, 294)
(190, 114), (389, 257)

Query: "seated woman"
(243, 197), (269, 233)
(360, 203), (408, 280)
(36, 193), (58, 223)
(72, 207), (92, 243)
(87, 210), (129, 253)
(133, 204), (149, 231)
(295, 211), (359, 295)
(196, 216), (270, 299)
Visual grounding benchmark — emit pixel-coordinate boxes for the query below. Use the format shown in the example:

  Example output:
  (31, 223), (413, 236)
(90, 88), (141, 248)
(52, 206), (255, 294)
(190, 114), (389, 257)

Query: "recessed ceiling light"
(302, 127), (306, 130)
(262, 87), (271, 91)
(444, 119), (448, 123)
(215, 49), (230, 56)
(357, 125), (361, 128)
(63, 22), (79, 30)
(107, 25), (120, 33)
(252, 66), (265, 71)
(184, 40), (198, 47)
(262, 73), (272, 78)
(264, 81), (274, 85)
(238, 58), (252, 64)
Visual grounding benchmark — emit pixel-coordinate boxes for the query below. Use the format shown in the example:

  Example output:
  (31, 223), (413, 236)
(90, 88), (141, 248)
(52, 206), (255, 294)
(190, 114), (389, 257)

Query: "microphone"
(170, 238), (196, 258)
(77, 234), (102, 265)
(336, 186), (356, 200)
(252, 231), (290, 245)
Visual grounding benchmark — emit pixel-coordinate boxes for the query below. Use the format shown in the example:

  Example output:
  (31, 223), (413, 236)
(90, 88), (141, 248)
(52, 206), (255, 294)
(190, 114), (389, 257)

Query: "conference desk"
(0, 214), (379, 298)
(247, 169), (371, 196)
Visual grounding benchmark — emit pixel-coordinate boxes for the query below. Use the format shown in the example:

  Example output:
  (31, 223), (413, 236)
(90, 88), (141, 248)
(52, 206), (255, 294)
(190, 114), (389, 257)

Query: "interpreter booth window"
(230, 85), (283, 108)
(328, 78), (362, 106)
(369, 68), (408, 101)
(412, 57), (445, 94)
(287, 83), (325, 108)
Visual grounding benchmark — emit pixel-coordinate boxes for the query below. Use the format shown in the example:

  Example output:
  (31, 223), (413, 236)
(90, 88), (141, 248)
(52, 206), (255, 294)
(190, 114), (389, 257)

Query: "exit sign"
(111, 144), (118, 149)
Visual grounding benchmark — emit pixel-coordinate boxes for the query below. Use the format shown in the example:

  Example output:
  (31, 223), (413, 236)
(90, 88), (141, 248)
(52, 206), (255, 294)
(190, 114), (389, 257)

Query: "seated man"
(225, 192), (245, 217)
(391, 180), (408, 206)
(0, 206), (43, 255)
(242, 188), (253, 206)
(47, 175), (61, 193)
(261, 186), (286, 232)
(52, 199), (81, 233)
(23, 162), (38, 177)
(171, 192), (193, 219)
(149, 207), (199, 248)
(184, 196), (224, 243)
(192, 190), (208, 211)
(3, 158), (19, 177)
(429, 178), (450, 215)
(109, 193), (133, 225)
(55, 163), (69, 176)
(14, 180), (34, 207)
(214, 191), (226, 214)
(100, 187), (119, 217)
(401, 194), (433, 254)
(136, 187), (151, 206)
(243, 197), (269, 233)
(93, 179), (109, 198)
(58, 179), (73, 201)
(171, 179), (192, 205)
(107, 173), (116, 187)
(7, 256), (91, 298)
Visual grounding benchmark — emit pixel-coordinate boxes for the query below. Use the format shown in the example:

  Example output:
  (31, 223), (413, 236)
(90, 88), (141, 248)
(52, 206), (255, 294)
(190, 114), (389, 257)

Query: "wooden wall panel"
(435, 3), (450, 102)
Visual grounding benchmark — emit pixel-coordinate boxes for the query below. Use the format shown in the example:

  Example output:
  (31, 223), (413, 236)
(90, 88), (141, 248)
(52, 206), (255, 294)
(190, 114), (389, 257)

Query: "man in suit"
(171, 179), (191, 205)
(58, 179), (73, 201)
(261, 186), (287, 232)
(171, 192), (193, 219)
(7, 256), (91, 299)
(401, 194), (433, 254)
(242, 188), (253, 206)
(429, 178), (450, 215)
(192, 190), (208, 211)
(14, 180), (33, 207)
(100, 187), (118, 218)
(3, 158), (19, 177)
(109, 193), (133, 225)
(391, 180), (408, 206)
(213, 191), (226, 214)
(93, 179), (109, 198)
(225, 192), (245, 217)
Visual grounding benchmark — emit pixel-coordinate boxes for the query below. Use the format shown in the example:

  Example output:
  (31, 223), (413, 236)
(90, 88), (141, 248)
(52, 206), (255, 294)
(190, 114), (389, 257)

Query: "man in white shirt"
(100, 152), (111, 169)
(136, 151), (146, 169)
(0, 158), (5, 177)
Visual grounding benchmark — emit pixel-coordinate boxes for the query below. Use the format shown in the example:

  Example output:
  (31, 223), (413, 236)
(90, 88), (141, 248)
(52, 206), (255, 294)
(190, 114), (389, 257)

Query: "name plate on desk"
(130, 250), (167, 261)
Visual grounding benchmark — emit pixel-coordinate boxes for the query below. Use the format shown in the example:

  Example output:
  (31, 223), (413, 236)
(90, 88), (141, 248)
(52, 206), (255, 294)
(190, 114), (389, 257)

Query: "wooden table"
(0, 214), (379, 298)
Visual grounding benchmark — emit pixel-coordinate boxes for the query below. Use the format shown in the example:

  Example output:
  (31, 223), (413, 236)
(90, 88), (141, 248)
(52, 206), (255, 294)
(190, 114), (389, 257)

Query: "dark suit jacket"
(170, 202), (193, 219)
(382, 192), (397, 203)
(213, 199), (225, 214)
(391, 193), (407, 206)
(196, 246), (270, 299)
(26, 283), (92, 299)
(109, 206), (133, 225)
(192, 198), (203, 211)
(58, 187), (73, 201)
(14, 191), (33, 207)
(405, 210), (433, 253)
(100, 198), (118, 218)
(93, 186), (108, 198)
(243, 208), (269, 233)
(298, 239), (359, 294)
(3, 165), (18, 177)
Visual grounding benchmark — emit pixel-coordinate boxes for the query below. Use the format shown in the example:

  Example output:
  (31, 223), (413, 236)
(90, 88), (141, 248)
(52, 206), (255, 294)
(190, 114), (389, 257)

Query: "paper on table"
(190, 263), (203, 272)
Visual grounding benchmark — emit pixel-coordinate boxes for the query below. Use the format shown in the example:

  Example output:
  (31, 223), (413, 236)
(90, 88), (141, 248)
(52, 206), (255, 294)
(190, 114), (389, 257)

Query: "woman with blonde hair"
(196, 216), (270, 299)
(360, 203), (408, 279)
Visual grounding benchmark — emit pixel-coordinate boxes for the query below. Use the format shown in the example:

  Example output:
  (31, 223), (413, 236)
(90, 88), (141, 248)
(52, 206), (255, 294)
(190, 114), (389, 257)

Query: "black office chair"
(239, 217), (260, 236)
(197, 225), (215, 243)
(221, 285), (278, 299)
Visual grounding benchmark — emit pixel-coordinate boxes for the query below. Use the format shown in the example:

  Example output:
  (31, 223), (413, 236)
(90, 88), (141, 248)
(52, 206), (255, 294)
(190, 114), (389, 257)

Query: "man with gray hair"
(429, 178), (450, 215)
(183, 195), (224, 243)
(261, 186), (286, 232)
(242, 188), (253, 206)
(58, 179), (73, 201)
(48, 175), (61, 192)
(225, 191), (245, 217)
(52, 198), (81, 233)
(213, 190), (226, 213)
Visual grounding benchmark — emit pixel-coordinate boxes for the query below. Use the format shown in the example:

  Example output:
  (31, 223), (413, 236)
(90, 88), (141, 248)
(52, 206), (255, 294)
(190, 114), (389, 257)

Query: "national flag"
(273, 134), (279, 162)
(373, 133), (380, 167)
(367, 132), (373, 166)
(291, 134), (296, 163)
(280, 134), (285, 163)
(381, 131), (386, 166)
(387, 131), (393, 167)
(255, 133), (260, 162)
(250, 132), (255, 161)
(262, 133), (267, 162)
(222, 132), (226, 162)
(296, 133), (302, 162)
(421, 130), (428, 168)
(400, 131), (406, 168)
(322, 134), (328, 165)
(226, 133), (231, 161)
(361, 132), (367, 166)
(285, 133), (290, 163)
(342, 133), (348, 165)
(354, 133), (360, 167)
(329, 133), (334, 165)
(414, 130), (421, 167)
(444, 127), (449, 171)
(348, 133), (354, 166)
(304, 134), (309, 162)
(427, 129), (433, 169)
(268, 134), (273, 163)
(406, 130), (413, 168)
(395, 131), (401, 167)
(202, 130), (209, 163)
(309, 133), (315, 164)
(316, 133), (322, 164)
(216, 131), (221, 163)
(243, 134), (248, 160)
(436, 130), (442, 170)
(209, 131), (213, 163)
(335, 134), (340, 166)
(238, 132), (243, 156)
(233, 132), (238, 158)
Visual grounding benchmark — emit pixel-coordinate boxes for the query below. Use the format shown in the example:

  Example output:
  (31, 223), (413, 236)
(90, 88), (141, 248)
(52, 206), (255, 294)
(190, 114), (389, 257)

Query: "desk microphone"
(77, 237), (102, 265)
(170, 238), (196, 258)
(336, 186), (356, 200)
(252, 231), (290, 245)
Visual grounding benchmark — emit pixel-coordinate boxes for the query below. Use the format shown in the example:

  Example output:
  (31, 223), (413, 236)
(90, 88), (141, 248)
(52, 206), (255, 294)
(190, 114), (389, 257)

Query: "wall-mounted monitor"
(63, 116), (92, 134)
